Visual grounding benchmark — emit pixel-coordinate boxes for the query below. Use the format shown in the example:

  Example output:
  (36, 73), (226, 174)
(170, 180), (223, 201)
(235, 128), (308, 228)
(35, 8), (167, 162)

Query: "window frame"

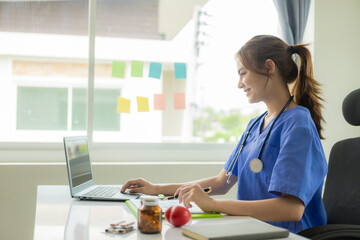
(0, 141), (236, 163)
(0, 0), (256, 164)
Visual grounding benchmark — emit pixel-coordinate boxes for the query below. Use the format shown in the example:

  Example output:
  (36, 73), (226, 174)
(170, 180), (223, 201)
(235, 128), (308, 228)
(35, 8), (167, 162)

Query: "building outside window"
(0, 0), (278, 144)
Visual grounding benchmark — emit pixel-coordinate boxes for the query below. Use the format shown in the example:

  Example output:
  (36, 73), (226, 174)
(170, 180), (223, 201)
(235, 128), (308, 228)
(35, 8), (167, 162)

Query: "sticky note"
(112, 61), (126, 78)
(137, 96), (149, 112)
(149, 62), (162, 79)
(131, 61), (144, 77)
(174, 62), (187, 79)
(174, 93), (185, 110)
(154, 94), (166, 111)
(117, 97), (130, 113)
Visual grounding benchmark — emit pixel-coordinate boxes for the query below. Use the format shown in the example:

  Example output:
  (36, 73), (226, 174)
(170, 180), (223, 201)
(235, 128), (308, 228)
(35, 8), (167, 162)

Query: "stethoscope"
(225, 95), (294, 184)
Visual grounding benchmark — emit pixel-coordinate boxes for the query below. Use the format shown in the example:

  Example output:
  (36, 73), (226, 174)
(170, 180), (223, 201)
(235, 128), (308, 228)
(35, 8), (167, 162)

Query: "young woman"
(121, 35), (328, 233)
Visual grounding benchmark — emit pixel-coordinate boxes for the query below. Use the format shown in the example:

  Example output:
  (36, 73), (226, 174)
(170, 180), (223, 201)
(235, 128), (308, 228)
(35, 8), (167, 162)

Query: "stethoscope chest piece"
(249, 158), (263, 173)
(225, 95), (294, 181)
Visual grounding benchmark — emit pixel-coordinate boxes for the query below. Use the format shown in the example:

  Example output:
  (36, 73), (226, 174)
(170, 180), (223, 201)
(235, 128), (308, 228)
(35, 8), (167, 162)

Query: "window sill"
(0, 142), (236, 163)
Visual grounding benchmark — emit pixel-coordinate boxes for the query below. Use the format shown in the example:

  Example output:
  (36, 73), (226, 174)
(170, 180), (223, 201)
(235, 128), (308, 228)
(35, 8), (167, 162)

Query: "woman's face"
(236, 61), (268, 103)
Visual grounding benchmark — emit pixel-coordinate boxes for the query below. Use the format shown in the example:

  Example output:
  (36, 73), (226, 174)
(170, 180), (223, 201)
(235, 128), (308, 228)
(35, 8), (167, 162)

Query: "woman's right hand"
(120, 178), (158, 195)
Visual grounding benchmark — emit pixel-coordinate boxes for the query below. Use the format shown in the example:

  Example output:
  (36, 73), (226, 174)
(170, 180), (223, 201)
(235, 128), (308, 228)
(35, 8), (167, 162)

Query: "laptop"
(63, 136), (140, 201)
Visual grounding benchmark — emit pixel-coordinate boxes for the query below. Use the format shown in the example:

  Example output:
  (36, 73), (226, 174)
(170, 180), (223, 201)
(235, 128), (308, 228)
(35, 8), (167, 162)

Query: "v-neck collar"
(258, 105), (300, 135)
(259, 112), (273, 135)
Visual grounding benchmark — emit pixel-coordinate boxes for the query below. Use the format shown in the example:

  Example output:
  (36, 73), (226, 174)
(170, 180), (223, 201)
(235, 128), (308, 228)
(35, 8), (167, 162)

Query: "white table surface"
(33, 185), (308, 240)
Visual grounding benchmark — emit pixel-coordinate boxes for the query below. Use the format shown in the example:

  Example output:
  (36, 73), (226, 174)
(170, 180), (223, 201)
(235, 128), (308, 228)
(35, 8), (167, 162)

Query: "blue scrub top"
(223, 106), (328, 233)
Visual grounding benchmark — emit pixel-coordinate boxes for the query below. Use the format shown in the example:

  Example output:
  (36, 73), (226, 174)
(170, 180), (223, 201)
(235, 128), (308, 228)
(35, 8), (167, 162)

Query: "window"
(72, 88), (121, 131)
(92, 0), (277, 143)
(0, 0), (278, 151)
(17, 86), (68, 130)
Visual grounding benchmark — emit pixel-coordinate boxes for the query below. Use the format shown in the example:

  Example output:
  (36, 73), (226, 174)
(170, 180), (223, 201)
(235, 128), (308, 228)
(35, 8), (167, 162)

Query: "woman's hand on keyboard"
(121, 178), (158, 195)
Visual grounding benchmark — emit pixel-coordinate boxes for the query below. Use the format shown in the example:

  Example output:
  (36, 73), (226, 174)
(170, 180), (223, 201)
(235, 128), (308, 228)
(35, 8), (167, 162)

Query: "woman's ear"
(265, 59), (276, 74)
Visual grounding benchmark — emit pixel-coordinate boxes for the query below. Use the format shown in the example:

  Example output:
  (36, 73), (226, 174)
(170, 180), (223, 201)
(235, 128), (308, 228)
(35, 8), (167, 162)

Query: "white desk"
(33, 186), (308, 240)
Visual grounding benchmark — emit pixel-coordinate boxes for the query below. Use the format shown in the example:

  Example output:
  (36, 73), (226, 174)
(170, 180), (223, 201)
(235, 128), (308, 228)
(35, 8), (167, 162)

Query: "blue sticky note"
(174, 62), (187, 79)
(149, 62), (162, 79)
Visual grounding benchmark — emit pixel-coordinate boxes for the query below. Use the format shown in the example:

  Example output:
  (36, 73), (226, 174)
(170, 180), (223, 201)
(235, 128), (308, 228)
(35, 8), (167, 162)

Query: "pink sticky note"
(154, 94), (166, 111)
(173, 93), (185, 110)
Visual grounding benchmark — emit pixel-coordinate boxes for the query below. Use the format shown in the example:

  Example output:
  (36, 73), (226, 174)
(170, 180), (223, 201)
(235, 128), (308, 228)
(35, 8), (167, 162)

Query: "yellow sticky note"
(117, 97), (130, 113)
(137, 96), (149, 112)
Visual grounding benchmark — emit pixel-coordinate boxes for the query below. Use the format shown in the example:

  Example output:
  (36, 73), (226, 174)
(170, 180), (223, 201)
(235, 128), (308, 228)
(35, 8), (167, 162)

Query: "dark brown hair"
(237, 35), (324, 139)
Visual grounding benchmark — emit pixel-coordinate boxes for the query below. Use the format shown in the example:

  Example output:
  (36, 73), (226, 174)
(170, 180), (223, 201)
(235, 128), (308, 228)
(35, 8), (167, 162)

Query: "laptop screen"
(65, 137), (93, 187)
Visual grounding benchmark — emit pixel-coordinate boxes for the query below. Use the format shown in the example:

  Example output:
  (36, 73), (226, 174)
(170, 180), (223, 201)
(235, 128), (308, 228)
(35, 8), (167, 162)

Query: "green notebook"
(125, 200), (139, 218)
(125, 199), (223, 219)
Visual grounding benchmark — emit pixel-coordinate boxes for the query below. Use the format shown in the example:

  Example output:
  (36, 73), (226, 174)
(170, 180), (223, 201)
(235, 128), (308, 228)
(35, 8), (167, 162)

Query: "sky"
(195, 0), (279, 113)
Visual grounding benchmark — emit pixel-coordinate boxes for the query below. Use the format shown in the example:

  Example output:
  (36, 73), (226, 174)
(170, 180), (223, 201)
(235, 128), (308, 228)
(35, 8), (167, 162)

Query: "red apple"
(164, 205), (191, 227)
(164, 205), (173, 223)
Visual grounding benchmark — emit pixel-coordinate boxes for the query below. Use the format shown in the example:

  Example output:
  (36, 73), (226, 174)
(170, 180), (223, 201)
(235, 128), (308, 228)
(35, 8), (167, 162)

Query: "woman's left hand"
(174, 184), (217, 212)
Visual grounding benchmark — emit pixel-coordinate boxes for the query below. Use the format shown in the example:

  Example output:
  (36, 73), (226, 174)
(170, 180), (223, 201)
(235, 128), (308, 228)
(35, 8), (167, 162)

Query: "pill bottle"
(138, 196), (162, 234)
(137, 195), (145, 225)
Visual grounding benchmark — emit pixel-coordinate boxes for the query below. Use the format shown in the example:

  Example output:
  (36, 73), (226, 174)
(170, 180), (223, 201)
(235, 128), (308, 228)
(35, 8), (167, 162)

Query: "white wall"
(314, 0), (360, 159)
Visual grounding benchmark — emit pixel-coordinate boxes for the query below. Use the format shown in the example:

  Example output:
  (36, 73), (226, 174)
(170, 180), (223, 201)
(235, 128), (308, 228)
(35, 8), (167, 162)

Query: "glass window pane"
(93, 0), (274, 143)
(94, 89), (121, 131)
(16, 87), (68, 130)
(1, 0), (279, 143)
(0, 0), (88, 142)
(72, 88), (121, 131)
(71, 88), (86, 131)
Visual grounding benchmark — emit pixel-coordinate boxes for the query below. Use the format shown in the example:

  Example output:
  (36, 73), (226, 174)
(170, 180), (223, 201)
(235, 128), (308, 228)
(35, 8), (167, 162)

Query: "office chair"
(298, 88), (360, 240)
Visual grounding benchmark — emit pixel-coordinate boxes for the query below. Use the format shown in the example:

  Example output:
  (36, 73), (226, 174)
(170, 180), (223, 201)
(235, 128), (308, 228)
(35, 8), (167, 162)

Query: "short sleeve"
(268, 125), (328, 206)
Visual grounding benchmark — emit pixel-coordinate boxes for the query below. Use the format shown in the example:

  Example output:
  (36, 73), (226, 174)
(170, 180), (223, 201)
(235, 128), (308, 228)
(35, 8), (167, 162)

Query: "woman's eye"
(239, 72), (246, 77)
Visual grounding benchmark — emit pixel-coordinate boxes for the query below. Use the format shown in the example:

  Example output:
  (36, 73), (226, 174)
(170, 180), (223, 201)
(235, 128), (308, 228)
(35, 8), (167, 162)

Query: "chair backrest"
(322, 88), (360, 225)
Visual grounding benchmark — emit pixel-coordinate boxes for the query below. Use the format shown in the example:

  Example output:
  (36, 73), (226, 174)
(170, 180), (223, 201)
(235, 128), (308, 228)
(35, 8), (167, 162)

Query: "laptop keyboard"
(84, 186), (120, 198)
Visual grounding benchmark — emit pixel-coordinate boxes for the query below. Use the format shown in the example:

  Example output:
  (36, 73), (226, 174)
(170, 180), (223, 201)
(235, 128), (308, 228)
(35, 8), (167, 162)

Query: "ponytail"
(238, 35), (325, 139)
(291, 44), (325, 139)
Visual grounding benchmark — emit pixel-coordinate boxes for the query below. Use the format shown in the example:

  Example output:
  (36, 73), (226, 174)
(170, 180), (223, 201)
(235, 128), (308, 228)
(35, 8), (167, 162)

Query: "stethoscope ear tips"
(226, 172), (232, 184)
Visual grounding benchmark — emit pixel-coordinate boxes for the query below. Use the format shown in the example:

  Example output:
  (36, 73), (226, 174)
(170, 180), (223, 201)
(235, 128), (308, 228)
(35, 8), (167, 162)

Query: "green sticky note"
(149, 62), (162, 79)
(112, 61), (125, 78)
(174, 62), (186, 79)
(131, 61), (144, 77)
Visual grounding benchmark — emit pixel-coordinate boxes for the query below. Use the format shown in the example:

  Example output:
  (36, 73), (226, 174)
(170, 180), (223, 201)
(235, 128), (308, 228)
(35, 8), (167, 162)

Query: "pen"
(163, 187), (212, 200)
